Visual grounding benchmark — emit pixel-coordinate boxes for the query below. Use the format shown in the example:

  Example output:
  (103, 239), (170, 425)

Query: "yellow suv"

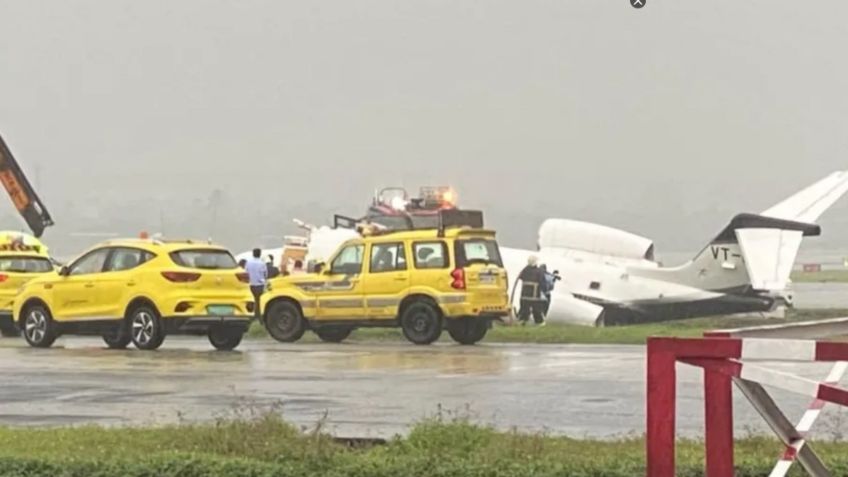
(13, 238), (253, 350)
(0, 232), (55, 337)
(261, 225), (509, 345)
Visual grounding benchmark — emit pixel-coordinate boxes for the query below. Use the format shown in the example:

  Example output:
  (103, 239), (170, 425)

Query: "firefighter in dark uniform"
(517, 255), (546, 326)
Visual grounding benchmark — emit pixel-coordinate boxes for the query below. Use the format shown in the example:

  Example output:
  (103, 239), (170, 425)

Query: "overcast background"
(1, 0), (846, 261)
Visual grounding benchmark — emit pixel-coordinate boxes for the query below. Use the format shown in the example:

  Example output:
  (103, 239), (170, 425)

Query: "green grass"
(0, 412), (847, 476)
(791, 269), (848, 283)
(248, 308), (848, 345)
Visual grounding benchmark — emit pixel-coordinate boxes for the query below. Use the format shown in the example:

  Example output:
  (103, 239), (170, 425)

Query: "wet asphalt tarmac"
(1, 336), (845, 439)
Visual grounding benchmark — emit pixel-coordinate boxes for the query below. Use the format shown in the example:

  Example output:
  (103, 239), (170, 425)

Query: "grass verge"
(0, 412), (847, 476)
(247, 308), (848, 345)
(791, 269), (848, 283)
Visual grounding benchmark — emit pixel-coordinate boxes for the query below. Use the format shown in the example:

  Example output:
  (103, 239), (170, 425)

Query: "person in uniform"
(517, 255), (546, 326)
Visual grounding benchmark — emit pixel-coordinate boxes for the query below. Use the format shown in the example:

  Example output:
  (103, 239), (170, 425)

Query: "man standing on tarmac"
(245, 248), (268, 322)
(517, 255), (546, 326)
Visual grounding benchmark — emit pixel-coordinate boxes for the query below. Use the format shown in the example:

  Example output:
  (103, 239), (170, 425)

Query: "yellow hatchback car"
(261, 224), (509, 345)
(0, 232), (55, 337)
(13, 238), (254, 350)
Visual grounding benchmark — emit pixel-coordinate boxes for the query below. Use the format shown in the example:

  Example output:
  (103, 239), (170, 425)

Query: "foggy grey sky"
(1, 0), (847, 258)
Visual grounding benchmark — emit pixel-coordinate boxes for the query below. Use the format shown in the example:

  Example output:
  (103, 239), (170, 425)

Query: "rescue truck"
(260, 206), (509, 345)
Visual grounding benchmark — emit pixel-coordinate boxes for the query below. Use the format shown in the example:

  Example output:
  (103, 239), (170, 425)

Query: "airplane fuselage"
(500, 245), (776, 326)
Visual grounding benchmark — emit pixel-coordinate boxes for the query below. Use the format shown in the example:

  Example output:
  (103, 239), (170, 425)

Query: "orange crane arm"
(0, 133), (54, 237)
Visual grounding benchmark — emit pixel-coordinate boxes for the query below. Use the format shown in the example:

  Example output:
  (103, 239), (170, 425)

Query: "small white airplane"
(239, 172), (848, 327)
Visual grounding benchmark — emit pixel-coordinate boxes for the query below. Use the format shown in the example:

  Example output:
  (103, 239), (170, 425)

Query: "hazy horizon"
(2, 1), (847, 257)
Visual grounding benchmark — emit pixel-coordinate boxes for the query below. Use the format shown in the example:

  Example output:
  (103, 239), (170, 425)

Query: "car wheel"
(314, 326), (353, 343)
(400, 301), (442, 345)
(102, 322), (131, 349)
(208, 326), (244, 351)
(264, 301), (306, 343)
(446, 317), (488, 345)
(22, 305), (57, 348)
(130, 306), (165, 350)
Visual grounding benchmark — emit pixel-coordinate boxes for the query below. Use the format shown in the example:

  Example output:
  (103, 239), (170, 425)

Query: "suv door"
(53, 248), (110, 320)
(99, 247), (152, 319)
(314, 243), (366, 320)
(361, 241), (410, 319)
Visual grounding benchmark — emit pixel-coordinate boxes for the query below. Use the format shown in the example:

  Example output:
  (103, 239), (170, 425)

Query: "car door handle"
(127, 281), (136, 287)
(84, 283), (95, 288)
(394, 277), (409, 281)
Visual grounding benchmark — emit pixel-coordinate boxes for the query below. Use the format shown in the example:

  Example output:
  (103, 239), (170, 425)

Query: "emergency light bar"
(0, 243), (40, 252)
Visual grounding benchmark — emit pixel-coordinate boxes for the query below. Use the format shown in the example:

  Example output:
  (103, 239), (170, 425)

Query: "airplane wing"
(0, 133), (54, 237)
(762, 171), (848, 222)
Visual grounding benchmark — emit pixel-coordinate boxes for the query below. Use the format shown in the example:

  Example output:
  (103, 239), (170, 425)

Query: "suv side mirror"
(313, 262), (326, 274)
(58, 265), (70, 277)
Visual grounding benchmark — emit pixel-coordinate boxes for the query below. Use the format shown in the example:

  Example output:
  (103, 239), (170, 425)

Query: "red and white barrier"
(770, 362), (848, 477)
(646, 325), (848, 477)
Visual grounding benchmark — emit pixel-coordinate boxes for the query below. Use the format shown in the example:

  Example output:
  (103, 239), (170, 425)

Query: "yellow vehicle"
(261, 214), (509, 345)
(0, 231), (54, 337)
(13, 237), (254, 350)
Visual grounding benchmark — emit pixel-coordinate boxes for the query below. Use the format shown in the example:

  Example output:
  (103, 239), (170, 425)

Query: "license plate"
(479, 274), (496, 284)
(207, 305), (235, 316)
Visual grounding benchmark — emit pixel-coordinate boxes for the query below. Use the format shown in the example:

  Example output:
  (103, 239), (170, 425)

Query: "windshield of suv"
(455, 239), (503, 267)
(170, 249), (237, 269)
(0, 255), (53, 273)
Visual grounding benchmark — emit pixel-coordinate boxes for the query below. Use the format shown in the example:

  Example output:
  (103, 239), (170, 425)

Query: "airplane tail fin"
(647, 172), (848, 294)
(743, 170), (848, 291)
(709, 214), (819, 292)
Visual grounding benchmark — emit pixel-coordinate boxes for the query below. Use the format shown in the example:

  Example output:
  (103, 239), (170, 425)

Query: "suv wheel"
(208, 326), (244, 351)
(130, 306), (165, 350)
(314, 326), (353, 343)
(446, 317), (488, 345)
(102, 322), (131, 349)
(265, 301), (306, 343)
(22, 305), (57, 348)
(400, 301), (442, 345)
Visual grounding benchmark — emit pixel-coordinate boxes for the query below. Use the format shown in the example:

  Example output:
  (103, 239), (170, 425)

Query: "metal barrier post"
(704, 364), (734, 477)
(646, 337), (677, 477)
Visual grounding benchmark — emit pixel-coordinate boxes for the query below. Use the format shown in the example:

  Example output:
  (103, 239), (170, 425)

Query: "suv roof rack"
(334, 209), (484, 237)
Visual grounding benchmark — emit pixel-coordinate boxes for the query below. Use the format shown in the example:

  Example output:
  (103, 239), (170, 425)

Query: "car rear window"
(455, 239), (503, 267)
(169, 249), (237, 269)
(0, 256), (53, 273)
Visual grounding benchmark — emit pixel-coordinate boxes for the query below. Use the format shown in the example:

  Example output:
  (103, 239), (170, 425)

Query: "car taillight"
(0, 274), (8, 283)
(236, 272), (249, 283)
(161, 271), (201, 282)
(450, 268), (466, 290)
